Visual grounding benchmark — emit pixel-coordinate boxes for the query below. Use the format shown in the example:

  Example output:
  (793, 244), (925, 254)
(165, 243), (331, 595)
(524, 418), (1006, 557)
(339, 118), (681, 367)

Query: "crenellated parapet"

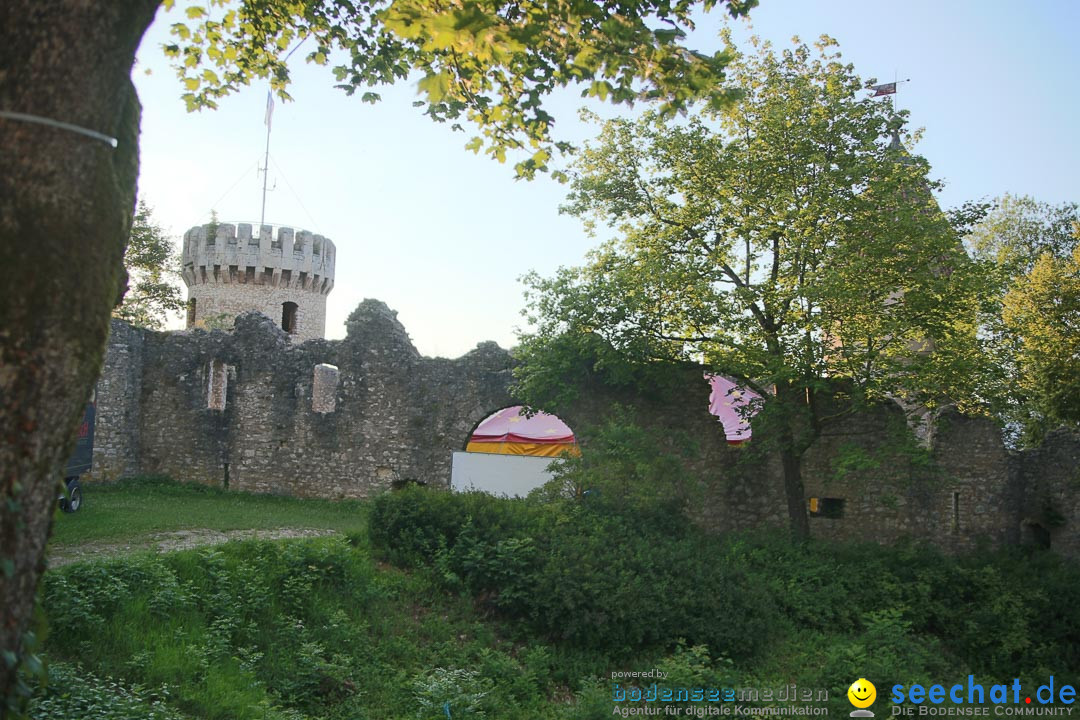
(181, 222), (336, 342)
(181, 222), (336, 296)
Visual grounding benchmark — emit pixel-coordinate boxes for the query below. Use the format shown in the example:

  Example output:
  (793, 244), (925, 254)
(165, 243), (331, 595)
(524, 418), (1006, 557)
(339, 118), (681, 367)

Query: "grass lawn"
(49, 476), (369, 549)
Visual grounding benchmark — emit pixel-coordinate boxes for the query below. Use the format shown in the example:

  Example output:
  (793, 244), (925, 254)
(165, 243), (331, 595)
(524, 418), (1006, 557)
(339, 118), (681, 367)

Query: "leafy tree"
(0, 0), (755, 708)
(1001, 245), (1080, 444)
(967, 195), (1079, 284)
(961, 196), (1080, 446)
(163, 0), (757, 178)
(113, 200), (186, 330)
(517, 36), (986, 538)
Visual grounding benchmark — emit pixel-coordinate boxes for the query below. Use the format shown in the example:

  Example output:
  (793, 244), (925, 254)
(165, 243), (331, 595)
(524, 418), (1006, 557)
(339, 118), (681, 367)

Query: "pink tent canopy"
(469, 406), (575, 444)
(707, 375), (761, 444)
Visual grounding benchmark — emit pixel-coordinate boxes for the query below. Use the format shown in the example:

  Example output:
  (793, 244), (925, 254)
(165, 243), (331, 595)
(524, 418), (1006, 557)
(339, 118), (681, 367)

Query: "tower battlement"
(181, 222), (336, 295)
(181, 222), (336, 342)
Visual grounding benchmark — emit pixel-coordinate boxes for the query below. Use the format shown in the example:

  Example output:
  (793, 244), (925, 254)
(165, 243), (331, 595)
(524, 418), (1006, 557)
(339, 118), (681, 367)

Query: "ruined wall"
(555, 377), (1030, 551)
(929, 408), (1018, 550)
(546, 365), (790, 533)
(134, 301), (513, 498)
(87, 320), (144, 482)
(798, 404), (1018, 551)
(91, 301), (1080, 557)
(1015, 430), (1080, 556)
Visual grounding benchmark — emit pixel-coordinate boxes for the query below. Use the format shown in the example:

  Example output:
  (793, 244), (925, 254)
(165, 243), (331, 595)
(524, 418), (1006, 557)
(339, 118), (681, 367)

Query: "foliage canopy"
(112, 200), (186, 330)
(964, 195), (1080, 445)
(1002, 245), (1080, 442)
(517, 36), (987, 535)
(161, 0), (757, 178)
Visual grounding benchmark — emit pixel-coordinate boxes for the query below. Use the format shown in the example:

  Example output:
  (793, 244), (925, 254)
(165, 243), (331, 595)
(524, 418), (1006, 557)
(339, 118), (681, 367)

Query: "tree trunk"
(778, 442), (811, 541)
(774, 383), (811, 540)
(0, 0), (159, 709)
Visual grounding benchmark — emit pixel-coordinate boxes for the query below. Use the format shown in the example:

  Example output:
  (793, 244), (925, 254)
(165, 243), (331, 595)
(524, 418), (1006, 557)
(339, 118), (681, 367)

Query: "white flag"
(264, 90), (274, 129)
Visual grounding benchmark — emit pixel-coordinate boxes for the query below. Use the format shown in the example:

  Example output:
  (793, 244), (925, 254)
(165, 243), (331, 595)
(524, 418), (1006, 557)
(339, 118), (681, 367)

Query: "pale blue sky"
(133, 0), (1079, 357)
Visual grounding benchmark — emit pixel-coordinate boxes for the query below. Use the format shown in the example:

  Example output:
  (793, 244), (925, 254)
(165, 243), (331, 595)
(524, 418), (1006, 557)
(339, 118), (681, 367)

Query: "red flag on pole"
(871, 82), (897, 97)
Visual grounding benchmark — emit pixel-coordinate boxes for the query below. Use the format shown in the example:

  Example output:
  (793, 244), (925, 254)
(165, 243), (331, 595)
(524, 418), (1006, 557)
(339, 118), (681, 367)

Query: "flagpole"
(893, 70), (905, 119)
(259, 90), (273, 231)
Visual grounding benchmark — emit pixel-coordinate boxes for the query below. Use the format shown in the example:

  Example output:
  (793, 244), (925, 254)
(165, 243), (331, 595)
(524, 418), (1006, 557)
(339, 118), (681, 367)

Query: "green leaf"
(586, 80), (613, 101)
(417, 72), (451, 103)
(653, 28), (685, 44)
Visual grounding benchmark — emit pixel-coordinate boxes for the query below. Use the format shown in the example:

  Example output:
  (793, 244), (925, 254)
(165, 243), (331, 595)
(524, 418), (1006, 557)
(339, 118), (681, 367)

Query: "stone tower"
(181, 222), (336, 342)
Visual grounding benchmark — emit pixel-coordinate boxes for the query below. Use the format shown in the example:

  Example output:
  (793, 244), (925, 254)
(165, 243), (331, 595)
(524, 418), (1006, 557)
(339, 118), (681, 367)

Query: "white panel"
(450, 452), (558, 498)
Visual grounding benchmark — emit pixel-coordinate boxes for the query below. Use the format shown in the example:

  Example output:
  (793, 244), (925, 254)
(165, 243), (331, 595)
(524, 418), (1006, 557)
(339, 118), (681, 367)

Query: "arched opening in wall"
(451, 406), (578, 497)
(186, 298), (197, 328)
(281, 302), (298, 334)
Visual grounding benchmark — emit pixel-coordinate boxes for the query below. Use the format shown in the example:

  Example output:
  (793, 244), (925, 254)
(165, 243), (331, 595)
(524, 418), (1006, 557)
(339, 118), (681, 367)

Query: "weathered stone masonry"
(90, 300), (1080, 557)
(90, 320), (143, 481)
(94, 301), (513, 498)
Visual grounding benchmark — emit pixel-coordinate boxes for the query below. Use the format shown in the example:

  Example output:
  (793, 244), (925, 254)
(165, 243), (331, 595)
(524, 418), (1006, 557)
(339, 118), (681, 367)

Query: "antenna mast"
(259, 90), (274, 230)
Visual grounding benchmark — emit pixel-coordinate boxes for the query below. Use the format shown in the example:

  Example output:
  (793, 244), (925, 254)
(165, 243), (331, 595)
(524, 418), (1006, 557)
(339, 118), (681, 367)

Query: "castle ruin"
(181, 222), (335, 342)
(83, 217), (1080, 559)
(89, 303), (1080, 559)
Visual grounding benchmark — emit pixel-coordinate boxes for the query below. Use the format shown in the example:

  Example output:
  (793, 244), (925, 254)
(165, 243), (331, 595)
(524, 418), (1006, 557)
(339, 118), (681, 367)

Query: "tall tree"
(1001, 242), (1080, 445)
(0, 0), (754, 709)
(518, 36), (986, 538)
(113, 200), (186, 330)
(967, 195), (1079, 283)
(960, 195), (1080, 446)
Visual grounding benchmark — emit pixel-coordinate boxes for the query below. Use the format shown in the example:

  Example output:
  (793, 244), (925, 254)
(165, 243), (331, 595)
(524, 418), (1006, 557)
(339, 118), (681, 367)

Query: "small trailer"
(59, 393), (95, 513)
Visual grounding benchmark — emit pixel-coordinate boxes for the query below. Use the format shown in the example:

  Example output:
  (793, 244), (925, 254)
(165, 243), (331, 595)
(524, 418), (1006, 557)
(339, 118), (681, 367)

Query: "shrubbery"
(41, 540), (383, 719)
(369, 486), (1080, 691)
(31, 485), (1080, 719)
(371, 486), (778, 660)
(28, 662), (186, 720)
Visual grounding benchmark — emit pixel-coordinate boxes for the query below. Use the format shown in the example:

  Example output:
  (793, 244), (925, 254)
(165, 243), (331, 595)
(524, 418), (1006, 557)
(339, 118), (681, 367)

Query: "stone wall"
(133, 301), (514, 498)
(186, 281), (328, 344)
(1014, 430), (1080, 556)
(797, 404), (1017, 551)
(88, 301), (1080, 557)
(87, 320), (144, 482)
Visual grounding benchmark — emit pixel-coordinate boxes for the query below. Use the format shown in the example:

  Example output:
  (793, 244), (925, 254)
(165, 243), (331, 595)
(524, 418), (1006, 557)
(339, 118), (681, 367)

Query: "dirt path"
(47, 527), (340, 568)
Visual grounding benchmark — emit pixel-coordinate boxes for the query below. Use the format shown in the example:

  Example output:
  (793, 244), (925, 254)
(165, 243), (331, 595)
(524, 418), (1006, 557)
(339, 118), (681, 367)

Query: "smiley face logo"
(848, 678), (876, 709)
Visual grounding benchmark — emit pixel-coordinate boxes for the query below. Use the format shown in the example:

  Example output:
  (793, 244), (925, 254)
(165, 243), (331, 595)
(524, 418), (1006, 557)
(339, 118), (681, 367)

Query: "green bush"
(369, 488), (1080, 683)
(41, 539), (380, 719)
(27, 662), (186, 720)
(369, 486), (542, 567)
(412, 666), (493, 719)
(370, 488), (777, 660)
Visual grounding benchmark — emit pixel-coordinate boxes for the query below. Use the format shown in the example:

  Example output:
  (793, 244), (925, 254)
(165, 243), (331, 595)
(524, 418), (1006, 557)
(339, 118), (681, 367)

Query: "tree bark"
(778, 442), (811, 541)
(0, 0), (160, 709)
(774, 383), (811, 541)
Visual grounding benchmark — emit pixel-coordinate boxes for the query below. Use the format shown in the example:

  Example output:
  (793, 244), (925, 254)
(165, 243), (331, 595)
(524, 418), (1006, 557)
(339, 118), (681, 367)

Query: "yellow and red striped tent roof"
(466, 406), (579, 457)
